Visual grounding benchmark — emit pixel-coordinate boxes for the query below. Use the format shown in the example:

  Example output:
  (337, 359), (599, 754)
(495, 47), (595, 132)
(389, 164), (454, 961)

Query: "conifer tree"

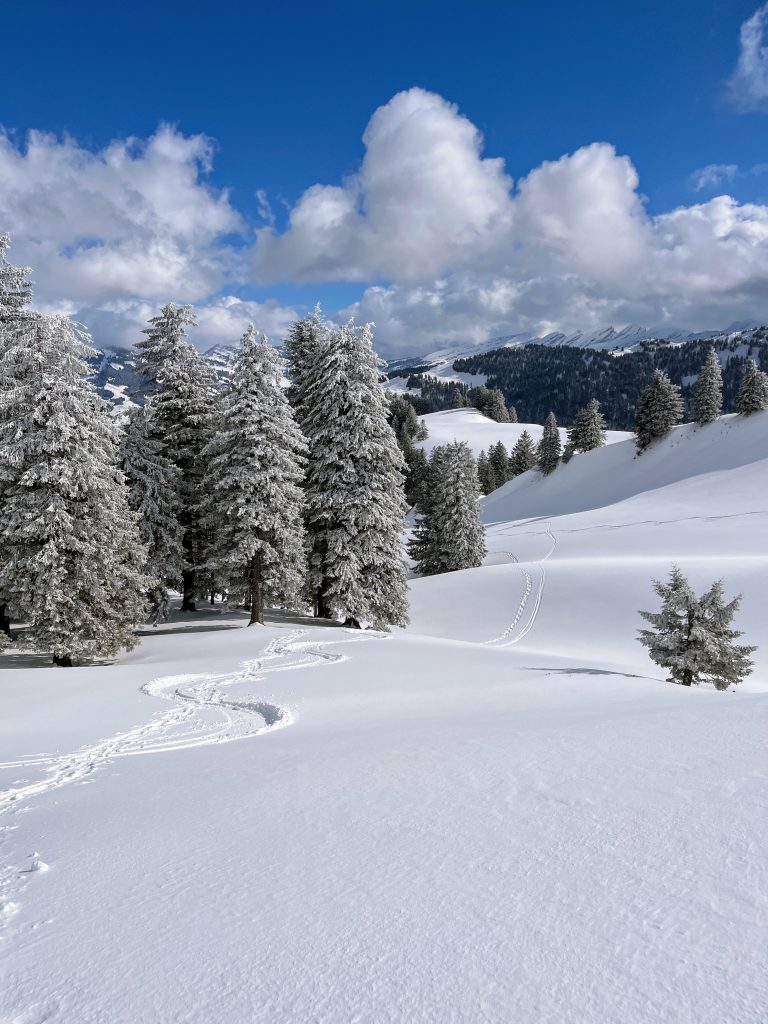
(409, 443), (486, 576)
(201, 327), (307, 624)
(692, 348), (723, 425)
(735, 358), (768, 415)
(537, 412), (562, 475)
(489, 441), (510, 489)
(485, 389), (510, 422)
(0, 315), (148, 664)
(121, 400), (185, 622)
(303, 322), (409, 629)
(477, 451), (494, 495)
(638, 567), (754, 689)
(508, 404), (519, 423)
(635, 370), (683, 451)
(449, 385), (467, 409)
(285, 305), (327, 431)
(567, 398), (607, 455)
(138, 306), (218, 609)
(509, 431), (537, 476)
(134, 303), (197, 392)
(0, 235), (34, 638)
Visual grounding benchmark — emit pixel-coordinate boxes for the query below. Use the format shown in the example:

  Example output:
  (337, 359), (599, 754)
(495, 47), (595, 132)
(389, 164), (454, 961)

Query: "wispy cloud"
(691, 164), (739, 191)
(727, 3), (768, 111)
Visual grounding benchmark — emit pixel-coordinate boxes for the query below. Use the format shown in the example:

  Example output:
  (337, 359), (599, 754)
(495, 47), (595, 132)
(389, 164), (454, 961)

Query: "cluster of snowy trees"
(409, 442), (486, 575)
(0, 239), (410, 663)
(639, 566), (754, 689)
(635, 348), (768, 451)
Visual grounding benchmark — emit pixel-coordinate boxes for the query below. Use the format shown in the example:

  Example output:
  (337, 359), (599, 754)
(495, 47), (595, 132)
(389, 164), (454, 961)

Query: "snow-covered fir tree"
(537, 412), (562, 475)
(735, 358), (768, 415)
(692, 348), (723, 425)
(201, 326), (307, 624)
(409, 442), (486, 576)
(477, 451), (494, 495)
(303, 321), (409, 629)
(635, 369), (683, 451)
(0, 235), (34, 639)
(285, 305), (328, 432)
(508, 404), (518, 423)
(134, 303), (198, 393)
(138, 306), (218, 609)
(509, 430), (537, 476)
(0, 315), (148, 665)
(121, 400), (185, 623)
(567, 398), (606, 456)
(638, 566), (754, 689)
(489, 440), (510, 489)
(485, 389), (510, 422)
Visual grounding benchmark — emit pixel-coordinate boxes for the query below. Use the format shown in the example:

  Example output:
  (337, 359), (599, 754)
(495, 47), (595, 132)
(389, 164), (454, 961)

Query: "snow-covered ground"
(416, 407), (631, 457)
(1, 413), (766, 1024)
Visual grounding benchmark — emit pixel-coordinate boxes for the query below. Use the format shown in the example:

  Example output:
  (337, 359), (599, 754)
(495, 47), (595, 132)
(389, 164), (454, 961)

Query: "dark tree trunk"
(210, 592), (216, 606)
(248, 552), (264, 626)
(315, 584), (332, 619)
(0, 603), (10, 638)
(53, 653), (73, 667)
(181, 568), (197, 612)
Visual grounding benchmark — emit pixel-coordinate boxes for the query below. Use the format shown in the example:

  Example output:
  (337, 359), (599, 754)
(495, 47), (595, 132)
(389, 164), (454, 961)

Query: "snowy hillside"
(1, 412), (766, 1022)
(415, 407), (631, 457)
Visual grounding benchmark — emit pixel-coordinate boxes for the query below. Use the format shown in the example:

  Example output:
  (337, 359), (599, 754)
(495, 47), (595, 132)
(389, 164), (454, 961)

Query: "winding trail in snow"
(483, 522), (557, 648)
(0, 625), (379, 921)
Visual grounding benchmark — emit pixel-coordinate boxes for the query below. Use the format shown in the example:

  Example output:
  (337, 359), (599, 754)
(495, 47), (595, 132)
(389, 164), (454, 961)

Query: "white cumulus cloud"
(727, 3), (768, 110)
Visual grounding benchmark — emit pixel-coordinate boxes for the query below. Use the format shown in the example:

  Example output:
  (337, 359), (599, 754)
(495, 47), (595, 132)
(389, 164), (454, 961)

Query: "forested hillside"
(452, 331), (768, 428)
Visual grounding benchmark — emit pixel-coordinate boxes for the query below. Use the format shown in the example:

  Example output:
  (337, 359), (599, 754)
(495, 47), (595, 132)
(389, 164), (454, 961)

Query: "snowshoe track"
(483, 523), (556, 648)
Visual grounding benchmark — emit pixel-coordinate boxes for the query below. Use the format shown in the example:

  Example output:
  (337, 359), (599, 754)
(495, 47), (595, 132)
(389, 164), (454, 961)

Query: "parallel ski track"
(483, 523), (557, 648)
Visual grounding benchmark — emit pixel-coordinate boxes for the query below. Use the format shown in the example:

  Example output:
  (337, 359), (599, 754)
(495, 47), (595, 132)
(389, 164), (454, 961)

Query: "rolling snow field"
(1, 412), (767, 1024)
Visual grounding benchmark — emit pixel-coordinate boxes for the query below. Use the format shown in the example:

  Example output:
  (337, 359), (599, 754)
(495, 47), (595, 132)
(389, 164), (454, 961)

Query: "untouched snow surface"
(415, 407), (631, 457)
(1, 413), (767, 1024)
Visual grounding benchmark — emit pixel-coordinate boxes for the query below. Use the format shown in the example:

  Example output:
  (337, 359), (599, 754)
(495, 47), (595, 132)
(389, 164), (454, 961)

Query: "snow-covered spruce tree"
(638, 566), (754, 689)
(537, 412), (562, 475)
(134, 302), (197, 394)
(285, 304), (328, 431)
(509, 430), (537, 476)
(692, 347), (722, 425)
(0, 235), (34, 639)
(303, 322), (409, 629)
(409, 442), (486, 576)
(736, 358), (768, 415)
(485, 389), (510, 422)
(201, 327), (307, 625)
(567, 398), (606, 456)
(0, 315), (148, 665)
(635, 370), (683, 451)
(139, 307), (218, 609)
(477, 451), (494, 495)
(508, 404), (518, 423)
(121, 400), (186, 622)
(489, 441), (510, 489)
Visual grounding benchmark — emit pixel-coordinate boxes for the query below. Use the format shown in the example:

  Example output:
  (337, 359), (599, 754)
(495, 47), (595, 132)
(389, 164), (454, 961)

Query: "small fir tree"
(509, 431), (537, 476)
(489, 441), (510, 489)
(409, 443), (486, 576)
(134, 303), (198, 394)
(537, 412), (562, 475)
(477, 451), (494, 495)
(735, 358), (768, 415)
(635, 370), (683, 451)
(201, 327), (307, 625)
(692, 347), (723, 425)
(638, 566), (754, 689)
(0, 315), (148, 664)
(485, 389), (510, 423)
(508, 404), (519, 423)
(567, 399), (607, 455)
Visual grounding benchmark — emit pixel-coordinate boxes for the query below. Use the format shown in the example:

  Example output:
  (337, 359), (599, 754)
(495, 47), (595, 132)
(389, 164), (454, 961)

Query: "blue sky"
(2, 0), (768, 353)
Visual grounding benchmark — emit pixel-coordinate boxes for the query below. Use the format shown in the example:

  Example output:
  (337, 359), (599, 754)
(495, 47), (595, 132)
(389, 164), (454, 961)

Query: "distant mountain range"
(87, 323), (766, 414)
(383, 321), (766, 376)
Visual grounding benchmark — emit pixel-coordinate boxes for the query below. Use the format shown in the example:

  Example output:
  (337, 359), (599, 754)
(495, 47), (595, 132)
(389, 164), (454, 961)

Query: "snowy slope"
(1, 414), (766, 1024)
(416, 407), (631, 457)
